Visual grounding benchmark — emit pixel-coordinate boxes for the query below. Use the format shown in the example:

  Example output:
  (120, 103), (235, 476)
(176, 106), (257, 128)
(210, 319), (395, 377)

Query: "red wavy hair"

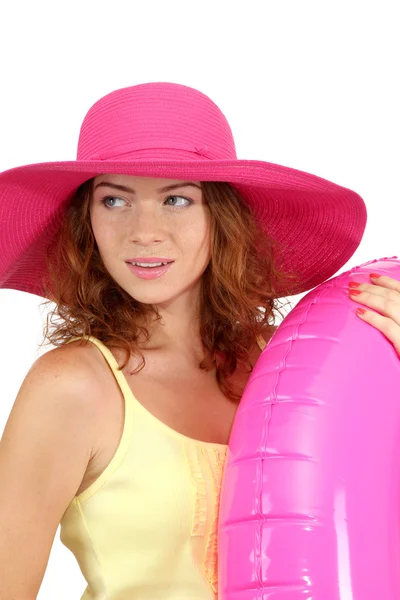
(39, 179), (297, 401)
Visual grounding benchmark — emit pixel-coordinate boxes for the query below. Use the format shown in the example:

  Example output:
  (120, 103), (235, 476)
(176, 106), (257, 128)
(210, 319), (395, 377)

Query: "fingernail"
(349, 289), (362, 295)
(348, 282), (361, 288)
(370, 273), (381, 279)
(356, 308), (366, 315)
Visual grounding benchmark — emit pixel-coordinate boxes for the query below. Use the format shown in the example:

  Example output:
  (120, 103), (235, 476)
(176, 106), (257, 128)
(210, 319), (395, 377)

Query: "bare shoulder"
(36, 338), (101, 382)
(11, 339), (108, 470)
(22, 339), (105, 420)
(4, 339), (102, 463)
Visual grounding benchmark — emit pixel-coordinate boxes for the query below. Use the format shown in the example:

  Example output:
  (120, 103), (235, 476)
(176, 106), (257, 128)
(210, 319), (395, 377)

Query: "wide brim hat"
(0, 82), (367, 298)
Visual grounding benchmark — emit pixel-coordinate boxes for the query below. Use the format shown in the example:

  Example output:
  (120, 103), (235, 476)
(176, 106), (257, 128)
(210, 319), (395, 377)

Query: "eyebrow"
(94, 181), (202, 194)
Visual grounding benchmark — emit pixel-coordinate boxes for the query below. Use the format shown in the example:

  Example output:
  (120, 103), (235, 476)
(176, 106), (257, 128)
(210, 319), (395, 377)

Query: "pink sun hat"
(0, 81), (366, 298)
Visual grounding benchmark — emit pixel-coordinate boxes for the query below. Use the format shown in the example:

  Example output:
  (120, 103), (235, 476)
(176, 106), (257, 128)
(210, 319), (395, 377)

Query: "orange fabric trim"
(202, 447), (227, 594)
(185, 444), (207, 537)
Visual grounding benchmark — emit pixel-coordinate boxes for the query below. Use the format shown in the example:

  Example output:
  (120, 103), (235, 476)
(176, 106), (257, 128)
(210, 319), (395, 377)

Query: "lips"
(129, 261), (173, 268)
(126, 258), (174, 264)
(127, 261), (173, 280)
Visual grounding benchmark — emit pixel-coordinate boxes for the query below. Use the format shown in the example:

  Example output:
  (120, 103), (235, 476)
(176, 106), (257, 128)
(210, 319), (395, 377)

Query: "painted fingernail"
(349, 289), (362, 295)
(370, 273), (381, 279)
(356, 308), (366, 315)
(348, 282), (361, 288)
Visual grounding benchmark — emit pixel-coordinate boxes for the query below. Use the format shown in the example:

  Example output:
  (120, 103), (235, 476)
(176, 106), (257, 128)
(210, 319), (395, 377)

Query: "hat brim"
(0, 158), (367, 298)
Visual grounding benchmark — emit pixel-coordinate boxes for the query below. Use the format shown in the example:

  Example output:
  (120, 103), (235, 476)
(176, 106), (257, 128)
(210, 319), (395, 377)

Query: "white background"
(0, 1), (398, 598)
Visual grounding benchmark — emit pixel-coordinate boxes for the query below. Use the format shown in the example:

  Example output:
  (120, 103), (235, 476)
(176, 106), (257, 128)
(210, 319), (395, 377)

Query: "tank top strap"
(65, 335), (135, 400)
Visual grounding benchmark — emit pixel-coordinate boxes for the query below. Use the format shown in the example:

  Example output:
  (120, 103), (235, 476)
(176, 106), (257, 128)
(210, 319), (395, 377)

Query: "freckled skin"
(90, 174), (211, 349)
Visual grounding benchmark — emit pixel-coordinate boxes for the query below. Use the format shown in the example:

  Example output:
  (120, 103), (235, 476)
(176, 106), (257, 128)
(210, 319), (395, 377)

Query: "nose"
(129, 202), (164, 245)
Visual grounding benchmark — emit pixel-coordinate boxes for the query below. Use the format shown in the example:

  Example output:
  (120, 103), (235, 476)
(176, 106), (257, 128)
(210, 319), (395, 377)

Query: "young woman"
(1, 82), (398, 599)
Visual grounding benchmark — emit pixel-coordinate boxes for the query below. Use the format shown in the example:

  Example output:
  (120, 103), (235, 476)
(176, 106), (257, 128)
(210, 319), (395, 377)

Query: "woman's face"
(90, 174), (211, 308)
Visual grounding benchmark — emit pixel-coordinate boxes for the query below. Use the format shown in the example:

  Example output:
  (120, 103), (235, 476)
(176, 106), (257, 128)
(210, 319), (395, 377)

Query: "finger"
(356, 308), (400, 356)
(350, 290), (400, 326)
(369, 273), (400, 293)
(349, 281), (400, 302)
(349, 277), (400, 301)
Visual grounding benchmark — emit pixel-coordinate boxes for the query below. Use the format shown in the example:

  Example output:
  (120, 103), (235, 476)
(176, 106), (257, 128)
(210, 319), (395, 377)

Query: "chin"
(131, 282), (201, 308)
(114, 268), (204, 307)
(131, 293), (175, 306)
(123, 284), (184, 306)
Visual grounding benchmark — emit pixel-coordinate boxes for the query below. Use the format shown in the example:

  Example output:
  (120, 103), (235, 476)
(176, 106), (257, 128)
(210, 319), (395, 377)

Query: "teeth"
(131, 262), (169, 268)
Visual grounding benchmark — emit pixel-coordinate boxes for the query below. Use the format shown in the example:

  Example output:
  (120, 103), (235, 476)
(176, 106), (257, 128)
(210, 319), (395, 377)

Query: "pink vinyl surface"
(218, 257), (400, 599)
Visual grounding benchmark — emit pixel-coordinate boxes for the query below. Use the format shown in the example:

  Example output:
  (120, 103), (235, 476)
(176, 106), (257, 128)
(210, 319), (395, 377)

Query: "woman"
(0, 82), (398, 599)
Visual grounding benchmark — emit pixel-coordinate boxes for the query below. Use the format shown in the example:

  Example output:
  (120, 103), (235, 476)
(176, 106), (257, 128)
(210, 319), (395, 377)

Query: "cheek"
(90, 208), (105, 243)
(185, 221), (211, 261)
(90, 209), (120, 247)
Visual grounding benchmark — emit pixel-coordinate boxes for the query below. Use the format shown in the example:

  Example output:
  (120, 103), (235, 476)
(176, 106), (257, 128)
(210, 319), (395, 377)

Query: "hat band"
(86, 141), (219, 162)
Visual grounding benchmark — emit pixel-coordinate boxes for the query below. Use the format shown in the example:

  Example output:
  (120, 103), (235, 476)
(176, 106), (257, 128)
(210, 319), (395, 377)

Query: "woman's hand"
(349, 273), (400, 356)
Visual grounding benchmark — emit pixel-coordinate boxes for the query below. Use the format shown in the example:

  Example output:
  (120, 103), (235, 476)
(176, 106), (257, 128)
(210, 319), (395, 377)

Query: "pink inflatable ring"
(218, 257), (400, 599)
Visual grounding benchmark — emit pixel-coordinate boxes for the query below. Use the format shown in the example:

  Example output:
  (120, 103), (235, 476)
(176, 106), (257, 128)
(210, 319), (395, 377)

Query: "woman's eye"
(164, 195), (192, 208)
(100, 195), (126, 208)
(99, 194), (192, 209)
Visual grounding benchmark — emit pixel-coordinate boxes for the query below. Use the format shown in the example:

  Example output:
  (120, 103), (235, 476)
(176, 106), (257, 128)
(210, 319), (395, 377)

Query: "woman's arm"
(0, 349), (100, 600)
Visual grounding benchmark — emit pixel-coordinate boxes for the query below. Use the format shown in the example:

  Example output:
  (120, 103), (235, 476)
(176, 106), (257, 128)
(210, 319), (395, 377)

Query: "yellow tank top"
(59, 334), (267, 599)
